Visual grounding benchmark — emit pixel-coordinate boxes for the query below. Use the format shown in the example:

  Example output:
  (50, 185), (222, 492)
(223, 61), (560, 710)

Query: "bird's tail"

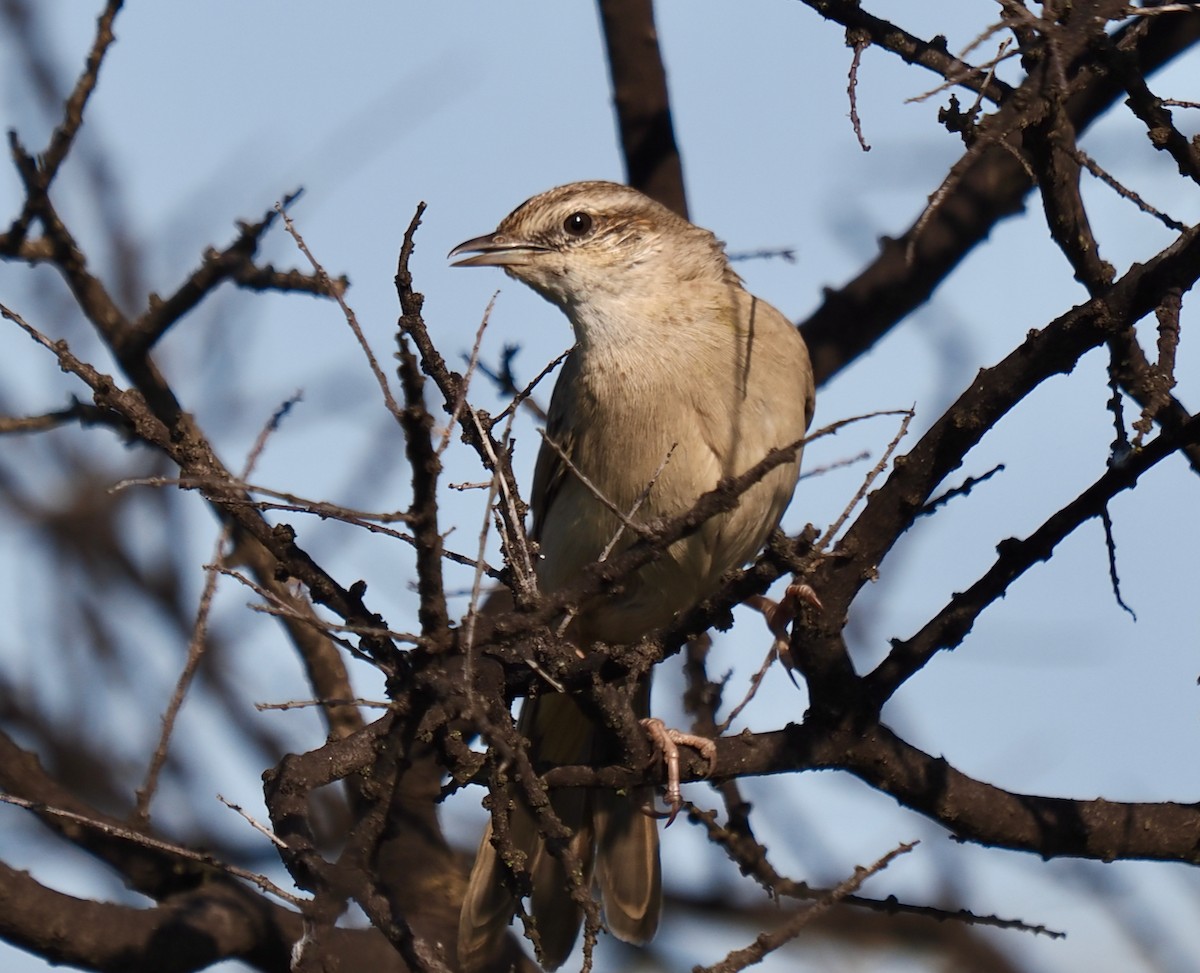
(457, 691), (660, 971)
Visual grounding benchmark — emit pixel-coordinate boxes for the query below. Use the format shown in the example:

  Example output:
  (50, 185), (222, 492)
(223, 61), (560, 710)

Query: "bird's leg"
(638, 717), (718, 825)
(747, 582), (824, 674)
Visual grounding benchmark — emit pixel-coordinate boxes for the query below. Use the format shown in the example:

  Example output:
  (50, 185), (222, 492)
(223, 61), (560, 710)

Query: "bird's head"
(449, 181), (733, 313)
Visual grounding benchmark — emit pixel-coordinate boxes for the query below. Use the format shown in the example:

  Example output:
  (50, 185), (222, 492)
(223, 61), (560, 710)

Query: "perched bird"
(450, 181), (814, 971)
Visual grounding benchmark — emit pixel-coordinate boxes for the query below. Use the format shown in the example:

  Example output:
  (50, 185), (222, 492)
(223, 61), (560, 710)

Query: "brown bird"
(450, 181), (814, 971)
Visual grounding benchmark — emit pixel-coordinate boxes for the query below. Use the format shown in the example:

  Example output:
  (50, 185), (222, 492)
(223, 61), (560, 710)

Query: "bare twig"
(216, 566), (421, 652)
(277, 202), (403, 422)
(866, 412), (1200, 707)
(1099, 506), (1137, 620)
(0, 398), (129, 435)
(846, 28), (873, 151)
(462, 408), (522, 712)
(1133, 288), (1183, 446)
(134, 393), (304, 825)
(715, 642), (779, 734)
(493, 346), (571, 423)
(817, 409), (914, 549)
(440, 293), (496, 455)
(685, 800), (1059, 936)
(0, 792), (305, 906)
(217, 794), (290, 850)
(255, 698), (391, 713)
(599, 444), (679, 562)
(918, 464), (1006, 517)
(906, 37), (1015, 105)
(1, 0), (124, 249)
(726, 247), (797, 264)
(695, 840), (919, 973)
(1124, 3), (1200, 16)
(800, 0), (1012, 103)
(1075, 146), (1187, 231)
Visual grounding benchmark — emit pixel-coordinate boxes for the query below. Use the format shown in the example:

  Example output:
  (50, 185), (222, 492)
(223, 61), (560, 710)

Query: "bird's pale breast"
(533, 284), (811, 645)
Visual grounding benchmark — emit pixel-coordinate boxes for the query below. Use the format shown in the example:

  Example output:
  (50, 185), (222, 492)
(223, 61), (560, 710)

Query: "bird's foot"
(639, 717), (718, 826)
(747, 583), (823, 678)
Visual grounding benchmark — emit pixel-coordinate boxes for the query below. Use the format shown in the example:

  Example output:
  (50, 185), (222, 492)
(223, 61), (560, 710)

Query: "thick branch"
(544, 717), (1200, 866)
(819, 223), (1200, 617)
(0, 858), (406, 973)
(865, 411), (1200, 706)
(798, 0), (1012, 104)
(597, 0), (689, 217)
(0, 729), (206, 898)
(798, 8), (1200, 386)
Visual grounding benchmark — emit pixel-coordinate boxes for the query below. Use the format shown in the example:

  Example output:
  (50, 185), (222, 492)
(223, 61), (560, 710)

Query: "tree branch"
(597, 0), (689, 217)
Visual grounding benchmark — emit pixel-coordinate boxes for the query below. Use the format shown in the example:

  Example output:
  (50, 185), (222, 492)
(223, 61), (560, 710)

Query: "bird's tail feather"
(457, 691), (661, 971)
(594, 785), (661, 945)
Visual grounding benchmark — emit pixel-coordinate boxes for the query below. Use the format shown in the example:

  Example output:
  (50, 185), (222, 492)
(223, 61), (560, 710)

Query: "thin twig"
(686, 799), (1059, 935)
(133, 392), (304, 825)
(1123, 3), (1200, 15)
(906, 37), (1015, 105)
(246, 600), (423, 648)
(0, 792), (305, 906)
(799, 0), (1012, 104)
(716, 642), (778, 735)
(846, 28), (872, 151)
(217, 794), (290, 850)
(1075, 146), (1187, 231)
(695, 840), (919, 973)
(908, 132), (1036, 263)
(216, 566), (421, 651)
(113, 473), (494, 574)
(1099, 506), (1137, 620)
(546, 442), (679, 639)
(440, 294), (496, 455)
(277, 202), (404, 422)
(726, 247), (797, 264)
(797, 451), (871, 481)
(0, 399), (127, 435)
(112, 474), (414, 525)
(1133, 289), (1183, 446)
(256, 697), (391, 712)
(598, 444), (678, 561)
(463, 409), (522, 713)
(1107, 365), (1133, 465)
(3, 0), (124, 251)
(471, 409), (537, 593)
(818, 409), (915, 550)
(918, 463), (1006, 517)
(494, 347), (572, 423)
(533, 409), (910, 637)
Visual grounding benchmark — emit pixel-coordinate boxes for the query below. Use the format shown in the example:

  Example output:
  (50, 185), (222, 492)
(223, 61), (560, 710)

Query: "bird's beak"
(448, 233), (549, 268)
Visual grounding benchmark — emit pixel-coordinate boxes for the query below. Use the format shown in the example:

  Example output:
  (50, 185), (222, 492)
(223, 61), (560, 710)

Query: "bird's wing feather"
(530, 352), (581, 544)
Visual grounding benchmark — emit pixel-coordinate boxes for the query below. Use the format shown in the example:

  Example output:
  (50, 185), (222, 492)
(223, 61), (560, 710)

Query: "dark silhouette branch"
(865, 411), (1200, 706)
(798, 6), (1200, 386)
(597, 0), (689, 217)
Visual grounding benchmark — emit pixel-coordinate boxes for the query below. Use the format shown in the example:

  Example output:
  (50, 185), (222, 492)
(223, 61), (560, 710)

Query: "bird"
(449, 180), (814, 971)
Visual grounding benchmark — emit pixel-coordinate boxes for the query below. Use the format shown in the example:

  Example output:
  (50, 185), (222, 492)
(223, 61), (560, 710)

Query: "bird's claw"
(749, 582), (823, 676)
(639, 717), (717, 826)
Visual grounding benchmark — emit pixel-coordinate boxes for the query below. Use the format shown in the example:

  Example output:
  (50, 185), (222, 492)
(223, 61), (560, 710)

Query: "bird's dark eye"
(563, 211), (593, 237)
